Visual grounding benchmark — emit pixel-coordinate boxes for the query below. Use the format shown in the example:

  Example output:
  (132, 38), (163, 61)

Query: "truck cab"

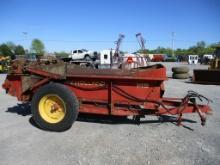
(69, 49), (94, 61)
(188, 55), (198, 64)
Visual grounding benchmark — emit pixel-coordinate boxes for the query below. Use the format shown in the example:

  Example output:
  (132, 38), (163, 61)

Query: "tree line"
(1, 39), (219, 59)
(0, 39), (45, 58)
(145, 41), (219, 56)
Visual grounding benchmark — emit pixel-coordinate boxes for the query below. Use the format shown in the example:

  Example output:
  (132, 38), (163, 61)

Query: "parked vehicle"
(69, 49), (97, 61)
(201, 54), (213, 65)
(164, 55), (177, 62)
(176, 55), (188, 62)
(151, 54), (165, 62)
(203, 54), (213, 60)
(99, 49), (115, 65)
(188, 55), (199, 64)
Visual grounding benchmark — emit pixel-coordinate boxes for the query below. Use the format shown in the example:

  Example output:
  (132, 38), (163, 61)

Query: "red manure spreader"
(2, 59), (212, 131)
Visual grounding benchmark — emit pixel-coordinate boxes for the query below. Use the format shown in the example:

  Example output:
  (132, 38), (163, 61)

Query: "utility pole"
(22, 32), (28, 52)
(171, 32), (175, 56)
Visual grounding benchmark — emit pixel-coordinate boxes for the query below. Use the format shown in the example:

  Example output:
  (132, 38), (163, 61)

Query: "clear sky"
(0, 0), (220, 53)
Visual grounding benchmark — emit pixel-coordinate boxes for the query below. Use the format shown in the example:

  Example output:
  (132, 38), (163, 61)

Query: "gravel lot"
(0, 62), (219, 165)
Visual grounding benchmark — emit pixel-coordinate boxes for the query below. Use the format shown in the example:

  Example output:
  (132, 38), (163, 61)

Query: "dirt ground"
(0, 62), (219, 165)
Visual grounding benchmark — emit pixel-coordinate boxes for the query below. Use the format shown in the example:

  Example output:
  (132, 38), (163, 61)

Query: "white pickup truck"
(68, 49), (97, 61)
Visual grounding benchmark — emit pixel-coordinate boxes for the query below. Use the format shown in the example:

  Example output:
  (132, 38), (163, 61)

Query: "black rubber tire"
(172, 73), (190, 79)
(84, 55), (91, 61)
(172, 66), (189, 74)
(31, 83), (79, 132)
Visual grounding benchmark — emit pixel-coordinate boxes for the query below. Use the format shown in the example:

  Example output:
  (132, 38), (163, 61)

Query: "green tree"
(186, 41), (207, 55)
(203, 47), (215, 54)
(154, 46), (172, 55)
(0, 44), (14, 57)
(196, 41), (206, 55)
(136, 41), (220, 58)
(31, 39), (45, 56)
(205, 43), (220, 54)
(6, 42), (16, 53)
(196, 41), (206, 48)
(14, 45), (25, 55)
(175, 48), (187, 56)
(187, 46), (197, 55)
(137, 49), (148, 54)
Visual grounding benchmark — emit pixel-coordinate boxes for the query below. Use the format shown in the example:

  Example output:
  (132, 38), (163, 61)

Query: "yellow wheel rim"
(38, 94), (66, 123)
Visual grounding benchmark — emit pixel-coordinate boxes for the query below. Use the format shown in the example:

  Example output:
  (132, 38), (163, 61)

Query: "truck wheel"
(31, 83), (79, 131)
(84, 55), (91, 61)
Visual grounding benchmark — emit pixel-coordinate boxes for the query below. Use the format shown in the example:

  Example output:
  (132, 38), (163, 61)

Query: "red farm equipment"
(2, 59), (212, 131)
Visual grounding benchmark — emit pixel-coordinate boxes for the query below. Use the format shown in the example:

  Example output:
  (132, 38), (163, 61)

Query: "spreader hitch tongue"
(187, 90), (212, 104)
(180, 91), (211, 126)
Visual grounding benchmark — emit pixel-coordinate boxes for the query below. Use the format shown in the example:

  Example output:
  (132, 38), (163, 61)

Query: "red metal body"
(2, 60), (211, 125)
(151, 54), (165, 62)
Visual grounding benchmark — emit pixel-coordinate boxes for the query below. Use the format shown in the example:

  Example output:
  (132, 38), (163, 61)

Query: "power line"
(171, 32), (175, 56)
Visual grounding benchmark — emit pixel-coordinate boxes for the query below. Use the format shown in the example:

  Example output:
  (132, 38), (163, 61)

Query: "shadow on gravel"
(77, 113), (132, 124)
(5, 103), (196, 131)
(77, 113), (196, 126)
(6, 103), (31, 116)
